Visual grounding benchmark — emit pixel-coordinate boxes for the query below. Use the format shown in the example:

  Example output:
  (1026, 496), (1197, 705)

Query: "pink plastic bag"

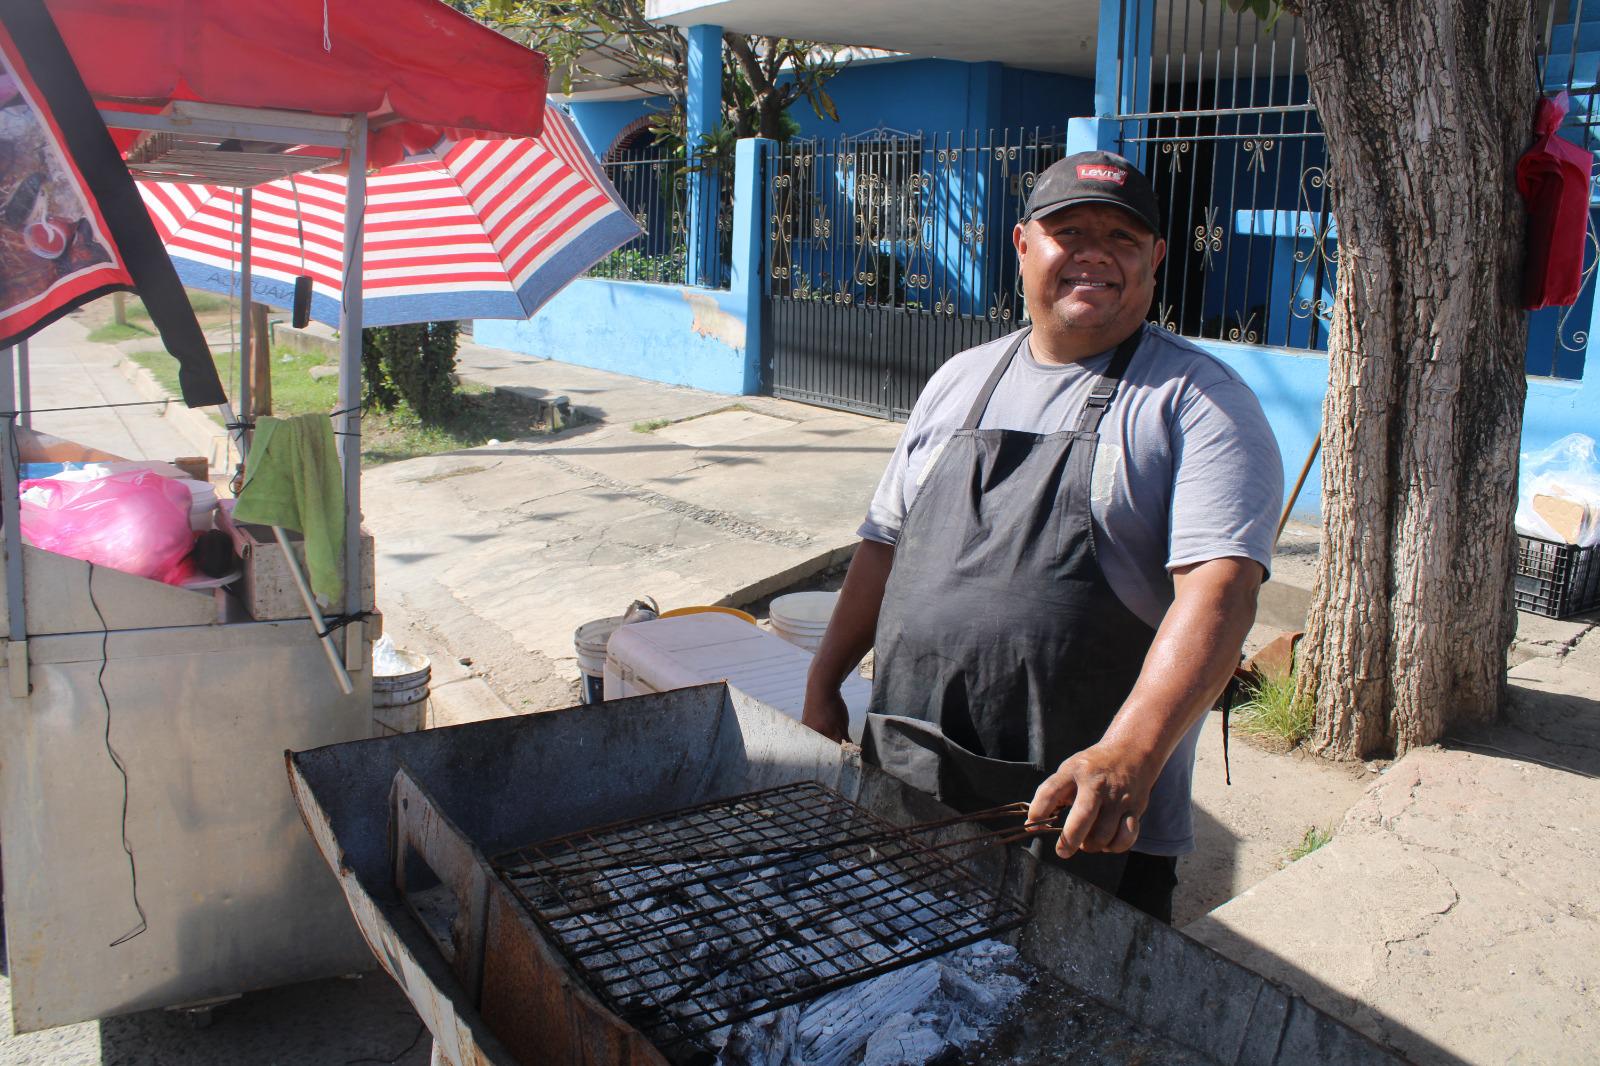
(19, 471), (197, 585)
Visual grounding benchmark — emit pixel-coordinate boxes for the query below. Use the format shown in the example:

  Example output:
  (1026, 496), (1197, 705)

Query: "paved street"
(4, 312), (1597, 1063)
(364, 335), (904, 720)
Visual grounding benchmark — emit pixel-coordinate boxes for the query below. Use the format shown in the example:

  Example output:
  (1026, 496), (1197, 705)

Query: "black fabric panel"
(2, 0), (227, 408)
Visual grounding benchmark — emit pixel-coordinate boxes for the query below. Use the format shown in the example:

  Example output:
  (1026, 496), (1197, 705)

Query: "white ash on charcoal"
(712, 939), (1031, 1066)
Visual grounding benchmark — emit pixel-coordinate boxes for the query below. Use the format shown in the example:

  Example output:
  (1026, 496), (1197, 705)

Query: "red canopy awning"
(45, 0), (548, 166)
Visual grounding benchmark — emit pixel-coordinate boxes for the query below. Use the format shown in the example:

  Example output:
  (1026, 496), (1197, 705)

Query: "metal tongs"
(946, 801), (1068, 848)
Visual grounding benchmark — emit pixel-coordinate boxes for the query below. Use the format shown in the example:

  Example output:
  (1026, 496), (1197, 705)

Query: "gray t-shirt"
(859, 324), (1283, 855)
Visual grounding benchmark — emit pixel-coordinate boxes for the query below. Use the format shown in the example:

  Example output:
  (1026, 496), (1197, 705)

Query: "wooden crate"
(221, 514), (375, 621)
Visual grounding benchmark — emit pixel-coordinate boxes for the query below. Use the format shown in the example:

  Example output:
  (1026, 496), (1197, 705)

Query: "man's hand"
(1027, 741), (1158, 858)
(801, 684), (851, 743)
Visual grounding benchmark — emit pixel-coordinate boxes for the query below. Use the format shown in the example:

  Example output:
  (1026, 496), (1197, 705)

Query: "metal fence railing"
(586, 144), (732, 290)
(763, 128), (1068, 418)
(1114, 0), (1590, 380)
(768, 126), (1068, 322)
(1115, 1), (1334, 353)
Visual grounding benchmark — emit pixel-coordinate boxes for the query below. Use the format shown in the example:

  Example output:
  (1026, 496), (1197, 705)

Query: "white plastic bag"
(1515, 433), (1600, 546)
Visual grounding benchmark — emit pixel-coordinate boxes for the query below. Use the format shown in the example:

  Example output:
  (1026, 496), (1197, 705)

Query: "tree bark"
(250, 302), (272, 418)
(1291, 0), (1535, 757)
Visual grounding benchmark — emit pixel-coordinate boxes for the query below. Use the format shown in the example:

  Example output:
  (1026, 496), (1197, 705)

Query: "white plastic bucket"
(768, 591), (838, 653)
(373, 647), (431, 734)
(179, 478), (218, 531)
(574, 615), (627, 704)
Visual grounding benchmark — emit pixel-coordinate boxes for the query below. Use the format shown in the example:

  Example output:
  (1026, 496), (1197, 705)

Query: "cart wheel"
(174, 1005), (215, 1030)
(166, 993), (238, 1030)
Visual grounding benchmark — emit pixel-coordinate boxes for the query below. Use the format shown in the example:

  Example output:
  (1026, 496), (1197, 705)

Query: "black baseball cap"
(1023, 150), (1162, 234)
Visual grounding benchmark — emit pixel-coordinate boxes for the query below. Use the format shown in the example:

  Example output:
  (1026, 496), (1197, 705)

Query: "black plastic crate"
(1515, 535), (1600, 618)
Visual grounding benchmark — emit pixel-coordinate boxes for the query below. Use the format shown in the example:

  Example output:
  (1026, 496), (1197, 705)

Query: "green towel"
(233, 414), (345, 606)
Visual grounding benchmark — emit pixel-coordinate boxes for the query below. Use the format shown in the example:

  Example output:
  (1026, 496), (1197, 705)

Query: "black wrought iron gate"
(763, 129), (1065, 419)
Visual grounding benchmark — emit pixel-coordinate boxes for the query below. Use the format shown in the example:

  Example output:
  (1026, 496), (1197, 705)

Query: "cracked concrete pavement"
(363, 338), (904, 720)
(14, 312), (1596, 1064)
(1186, 611), (1600, 1064)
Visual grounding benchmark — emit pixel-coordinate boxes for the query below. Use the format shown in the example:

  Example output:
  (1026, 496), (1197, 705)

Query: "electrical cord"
(0, 400), (169, 417)
(86, 562), (148, 947)
(344, 1019), (427, 1065)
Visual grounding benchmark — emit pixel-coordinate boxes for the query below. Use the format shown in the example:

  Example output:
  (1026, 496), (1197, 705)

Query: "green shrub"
(590, 247), (687, 284)
(362, 322), (460, 423)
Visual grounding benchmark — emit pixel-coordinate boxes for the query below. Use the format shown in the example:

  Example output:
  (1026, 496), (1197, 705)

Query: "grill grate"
(491, 781), (1032, 1053)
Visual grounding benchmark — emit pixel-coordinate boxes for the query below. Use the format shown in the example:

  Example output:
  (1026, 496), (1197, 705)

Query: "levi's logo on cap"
(1077, 164), (1128, 185)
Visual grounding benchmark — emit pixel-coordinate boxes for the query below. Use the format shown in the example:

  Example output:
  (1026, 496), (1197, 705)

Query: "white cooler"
(603, 613), (873, 740)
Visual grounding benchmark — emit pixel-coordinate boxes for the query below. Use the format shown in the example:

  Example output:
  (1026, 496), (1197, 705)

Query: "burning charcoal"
(717, 1004), (800, 1066)
(938, 964), (999, 1014)
(659, 883), (694, 909)
(941, 1019), (979, 1049)
(861, 1012), (948, 1066)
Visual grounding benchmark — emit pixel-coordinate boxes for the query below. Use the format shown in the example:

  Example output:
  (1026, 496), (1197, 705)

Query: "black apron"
(863, 324), (1158, 829)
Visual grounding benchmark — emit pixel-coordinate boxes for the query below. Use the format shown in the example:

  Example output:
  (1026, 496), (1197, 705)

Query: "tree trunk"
(250, 302), (272, 418)
(1291, 0), (1535, 757)
(756, 94), (787, 140)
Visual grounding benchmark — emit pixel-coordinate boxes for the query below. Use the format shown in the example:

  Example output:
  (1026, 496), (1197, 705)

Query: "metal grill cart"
(289, 684), (1399, 1066)
(0, 0), (549, 1032)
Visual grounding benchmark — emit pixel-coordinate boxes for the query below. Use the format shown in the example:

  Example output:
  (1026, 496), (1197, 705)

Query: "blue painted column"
(1094, 0), (1155, 158)
(967, 62), (1003, 316)
(732, 138), (774, 394)
(686, 24), (724, 287)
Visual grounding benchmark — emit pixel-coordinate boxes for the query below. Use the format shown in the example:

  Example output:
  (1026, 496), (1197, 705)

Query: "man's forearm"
(1028, 556), (1263, 856)
(1100, 557), (1263, 776)
(808, 539), (895, 690)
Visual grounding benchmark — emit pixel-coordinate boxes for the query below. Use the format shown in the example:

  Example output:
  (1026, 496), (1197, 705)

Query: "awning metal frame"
(4, 101), (368, 692)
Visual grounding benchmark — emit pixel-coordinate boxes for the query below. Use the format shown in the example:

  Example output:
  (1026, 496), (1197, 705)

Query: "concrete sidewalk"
(1185, 611), (1600, 1064)
(21, 310), (1599, 1064)
(13, 316), (198, 462)
(363, 336), (904, 719)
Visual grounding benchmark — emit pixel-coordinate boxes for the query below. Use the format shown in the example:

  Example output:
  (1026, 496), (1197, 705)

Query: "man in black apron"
(802, 152), (1277, 923)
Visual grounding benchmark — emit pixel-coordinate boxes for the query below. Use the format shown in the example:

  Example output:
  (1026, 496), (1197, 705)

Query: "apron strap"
(1074, 325), (1146, 434)
(960, 327), (1031, 431)
(959, 325), (1148, 433)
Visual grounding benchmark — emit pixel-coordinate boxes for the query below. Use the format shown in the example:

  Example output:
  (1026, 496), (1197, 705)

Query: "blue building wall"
(564, 59), (1095, 151)
(475, 280), (753, 393)
(1197, 338), (1600, 522)
(1002, 65), (1096, 132)
(564, 96), (672, 158)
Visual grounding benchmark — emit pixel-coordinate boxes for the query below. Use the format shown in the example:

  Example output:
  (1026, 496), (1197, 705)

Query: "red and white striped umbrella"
(136, 107), (639, 327)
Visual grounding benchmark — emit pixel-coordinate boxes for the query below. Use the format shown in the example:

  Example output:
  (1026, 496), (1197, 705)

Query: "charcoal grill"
(494, 781), (1032, 1051)
(288, 682), (1400, 1066)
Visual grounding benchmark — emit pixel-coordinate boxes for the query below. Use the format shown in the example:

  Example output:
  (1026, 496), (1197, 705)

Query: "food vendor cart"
(0, 0), (558, 1032)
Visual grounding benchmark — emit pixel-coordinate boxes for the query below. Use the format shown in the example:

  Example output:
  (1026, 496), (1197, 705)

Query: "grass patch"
(87, 321), (155, 344)
(1232, 668), (1314, 744)
(129, 348), (549, 465)
(361, 387), (553, 464)
(1287, 825), (1333, 863)
(632, 418), (671, 433)
(123, 289), (236, 320)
